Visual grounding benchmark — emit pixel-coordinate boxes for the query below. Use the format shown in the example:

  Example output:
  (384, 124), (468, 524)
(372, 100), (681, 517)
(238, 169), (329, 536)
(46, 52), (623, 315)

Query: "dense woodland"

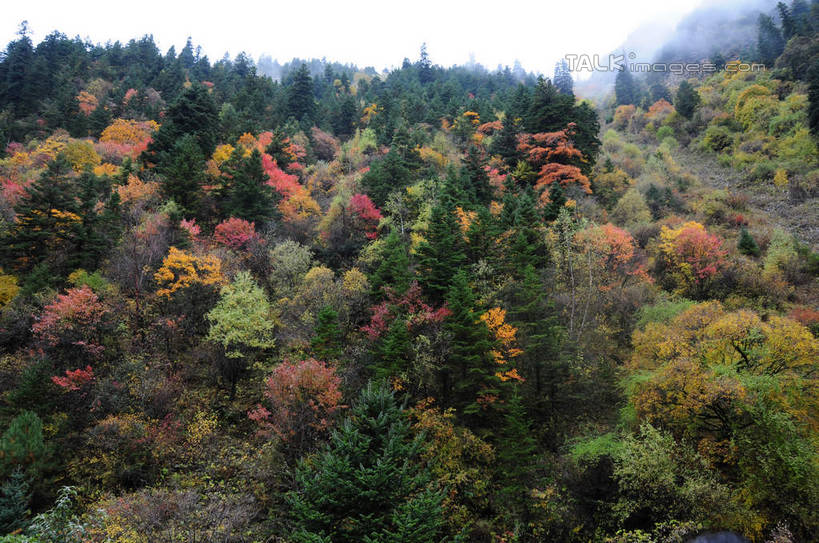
(0, 2), (817, 542)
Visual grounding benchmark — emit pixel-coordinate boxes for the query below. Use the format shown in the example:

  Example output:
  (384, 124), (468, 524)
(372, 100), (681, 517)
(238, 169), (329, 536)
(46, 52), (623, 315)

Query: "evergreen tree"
(778, 1), (796, 39)
(444, 271), (494, 416)
(72, 171), (121, 272)
(418, 43), (433, 84)
(758, 14), (786, 67)
(571, 101), (602, 173)
(491, 114), (522, 168)
(416, 194), (466, 304)
(0, 411), (45, 478)
(370, 230), (412, 297)
(496, 393), (538, 515)
(0, 468), (30, 534)
(675, 80), (700, 119)
(738, 228), (761, 257)
(0, 155), (77, 275)
(553, 59), (574, 96)
(808, 59), (819, 135)
(288, 383), (446, 543)
(287, 63), (315, 123)
(526, 76), (574, 132)
(160, 133), (206, 216)
(542, 182), (566, 222)
(506, 265), (564, 414)
(311, 305), (343, 361)
(143, 83), (219, 167)
(374, 317), (412, 380)
(614, 64), (638, 106)
(219, 148), (279, 224)
(462, 144), (493, 205)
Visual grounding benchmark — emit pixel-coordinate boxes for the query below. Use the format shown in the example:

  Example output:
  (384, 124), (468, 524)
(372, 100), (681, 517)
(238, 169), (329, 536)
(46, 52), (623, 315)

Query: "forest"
(0, 1), (816, 542)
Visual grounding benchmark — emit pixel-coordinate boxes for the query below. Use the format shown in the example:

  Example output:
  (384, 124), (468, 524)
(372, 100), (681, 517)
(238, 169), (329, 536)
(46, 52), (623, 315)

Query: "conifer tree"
(462, 144), (493, 205)
(311, 305), (343, 361)
(219, 148), (279, 225)
(758, 14), (786, 66)
(160, 133), (206, 216)
(288, 383), (446, 543)
(416, 194), (466, 304)
(370, 230), (412, 297)
(738, 228), (761, 257)
(287, 63), (315, 123)
(675, 80), (700, 119)
(553, 59), (574, 96)
(0, 468), (30, 534)
(444, 271), (494, 415)
(614, 64), (638, 106)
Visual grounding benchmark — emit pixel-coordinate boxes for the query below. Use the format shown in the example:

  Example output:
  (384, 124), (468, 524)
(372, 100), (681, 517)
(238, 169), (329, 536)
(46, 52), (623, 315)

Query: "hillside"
(0, 6), (816, 543)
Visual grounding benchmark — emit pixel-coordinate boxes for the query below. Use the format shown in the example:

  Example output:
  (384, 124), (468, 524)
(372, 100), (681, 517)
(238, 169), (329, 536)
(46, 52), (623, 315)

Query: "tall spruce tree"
(416, 193), (466, 304)
(160, 133), (206, 216)
(287, 63), (315, 123)
(444, 271), (495, 416)
(288, 383), (446, 543)
(614, 64), (638, 106)
(219, 148), (279, 225)
(675, 80), (700, 119)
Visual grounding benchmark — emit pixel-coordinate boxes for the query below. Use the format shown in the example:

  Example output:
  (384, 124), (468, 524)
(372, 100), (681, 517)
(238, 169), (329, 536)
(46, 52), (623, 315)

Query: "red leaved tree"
(248, 358), (344, 455)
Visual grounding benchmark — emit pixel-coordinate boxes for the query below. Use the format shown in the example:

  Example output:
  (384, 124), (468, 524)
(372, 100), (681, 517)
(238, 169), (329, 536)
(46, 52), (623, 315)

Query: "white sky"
(2, 0), (704, 76)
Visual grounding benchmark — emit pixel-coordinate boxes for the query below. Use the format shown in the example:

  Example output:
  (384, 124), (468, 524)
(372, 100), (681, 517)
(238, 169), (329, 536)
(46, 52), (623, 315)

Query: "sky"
(1, 0), (705, 76)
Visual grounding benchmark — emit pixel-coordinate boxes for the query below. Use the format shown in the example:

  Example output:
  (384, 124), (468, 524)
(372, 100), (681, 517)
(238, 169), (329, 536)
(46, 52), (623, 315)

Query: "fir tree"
(526, 76), (574, 132)
(738, 228), (761, 257)
(614, 64), (638, 106)
(758, 14), (786, 67)
(462, 144), (493, 205)
(675, 80), (700, 120)
(311, 305), (343, 361)
(287, 63), (315, 123)
(416, 194), (466, 304)
(491, 114), (522, 168)
(444, 271), (494, 416)
(0, 468), (30, 534)
(553, 59), (574, 96)
(160, 133), (206, 216)
(219, 148), (279, 225)
(288, 383), (446, 543)
(370, 230), (412, 297)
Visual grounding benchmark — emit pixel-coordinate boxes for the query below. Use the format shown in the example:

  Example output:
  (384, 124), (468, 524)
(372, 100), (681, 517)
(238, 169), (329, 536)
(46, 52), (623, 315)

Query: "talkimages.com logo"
(564, 52), (764, 75)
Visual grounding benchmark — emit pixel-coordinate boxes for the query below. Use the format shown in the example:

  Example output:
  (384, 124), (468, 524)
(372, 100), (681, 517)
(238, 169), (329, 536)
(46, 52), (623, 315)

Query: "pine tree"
(0, 468), (30, 534)
(491, 114), (522, 168)
(219, 148), (279, 225)
(287, 63), (315, 123)
(418, 43), (433, 84)
(160, 133), (206, 216)
(143, 83), (219, 167)
(495, 393), (537, 514)
(506, 265), (564, 413)
(808, 59), (819, 135)
(553, 59), (574, 96)
(444, 271), (494, 416)
(0, 155), (78, 274)
(542, 181), (566, 222)
(526, 77), (574, 132)
(416, 194), (466, 304)
(614, 64), (638, 106)
(288, 383), (446, 543)
(311, 305), (343, 361)
(758, 14), (786, 67)
(675, 80), (700, 120)
(462, 144), (493, 205)
(375, 317), (412, 380)
(0, 411), (45, 478)
(738, 228), (761, 257)
(370, 230), (412, 297)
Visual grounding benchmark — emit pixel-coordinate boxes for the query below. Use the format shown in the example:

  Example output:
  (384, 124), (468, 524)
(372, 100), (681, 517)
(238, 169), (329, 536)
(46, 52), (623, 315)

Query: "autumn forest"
(0, 2), (817, 542)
